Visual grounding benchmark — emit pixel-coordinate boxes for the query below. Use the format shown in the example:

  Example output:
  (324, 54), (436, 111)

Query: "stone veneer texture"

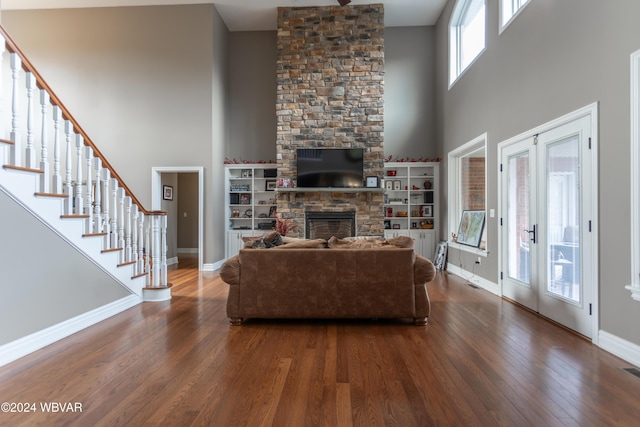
(276, 4), (385, 237)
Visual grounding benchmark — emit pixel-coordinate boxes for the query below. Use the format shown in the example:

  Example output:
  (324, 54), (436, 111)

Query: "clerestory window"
(500, 0), (532, 33)
(449, 0), (486, 87)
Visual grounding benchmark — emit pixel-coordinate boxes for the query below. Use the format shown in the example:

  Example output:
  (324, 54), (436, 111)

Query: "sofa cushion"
(327, 236), (385, 249)
(384, 235), (414, 249)
(274, 238), (327, 249)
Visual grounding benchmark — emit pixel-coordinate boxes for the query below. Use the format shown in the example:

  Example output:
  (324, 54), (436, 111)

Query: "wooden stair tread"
(60, 214), (90, 219)
(132, 272), (149, 279)
(0, 138), (15, 145)
(35, 192), (69, 198)
(118, 261), (136, 267)
(83, 232), (108, 237)
(143, 283), (173, 290)
(102, 247), (123, 253)
(3, 165), (44, 174)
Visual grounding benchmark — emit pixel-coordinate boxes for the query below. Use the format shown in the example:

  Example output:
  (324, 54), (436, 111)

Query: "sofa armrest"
(414, 255), (436, 284)
(219, 255), (240, 286)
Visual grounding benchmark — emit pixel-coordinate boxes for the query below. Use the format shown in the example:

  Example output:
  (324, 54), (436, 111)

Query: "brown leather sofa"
(219, 241), (436, 325)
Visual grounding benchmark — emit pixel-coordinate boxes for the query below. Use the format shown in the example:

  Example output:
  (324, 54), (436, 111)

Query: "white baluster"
(25, 72), (36, 168)
(144, 219), (151, 286)
(125, 196), (132, 262)
(110, 178), (119, 249)
(137, 212), (145, 275)
(131, 205), (139, 271)
(64, 121), (73, 215)
(102, 169), (111, 249)
(51, 106), (63, 194)
(160, 214), (168, 287)
(75, 134), (83, 215)
(152, 215), (160, 287)
(10, 53), (21, 165)
(93, 157), (103, 234)
(85, 146), (93, 233)
(39, 90), (50, 192)
(118, 187), (126, 262)
(0, 34), (6, 141)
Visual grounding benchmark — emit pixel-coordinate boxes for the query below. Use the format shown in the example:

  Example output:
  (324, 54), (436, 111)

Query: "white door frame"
(152, 166), (204, 271)
(497, 102), (599, 343)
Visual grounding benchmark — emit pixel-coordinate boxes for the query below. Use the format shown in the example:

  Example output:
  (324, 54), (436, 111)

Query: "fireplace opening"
(306, 211), (356, 240)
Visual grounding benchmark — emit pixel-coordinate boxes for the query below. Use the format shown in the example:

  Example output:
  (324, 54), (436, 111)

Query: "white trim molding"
(599, 330), (640, 368)
(627, 49), (640, 301)
(0, 295), (140, 367)
(446, 263), (500, 296)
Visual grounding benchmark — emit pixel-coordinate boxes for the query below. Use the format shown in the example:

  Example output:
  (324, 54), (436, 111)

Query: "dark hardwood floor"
(1, 254), (640, 426)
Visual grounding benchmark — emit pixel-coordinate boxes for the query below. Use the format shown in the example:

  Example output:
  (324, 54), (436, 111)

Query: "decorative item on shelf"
(424, 179), (433, 189)
(386, 170), (397, 176)
(384, 155), (441, 163)
(420, 219), (434, 229)
(224, 158), (277, 164)
(269, 206), (277, 218)
(230, 184), (250, 192)
(412, 222), (418, 229)
(411, 210), (420, 217)
(392, 224), (401, 229)
(274, 216), (296, 236)
(244, 209), (253, 218)
(393, 180), (401, 191)
(278, 177), (293, 188)
(386, 207), (393, 218)
(258, 200), (266, 205)
(385, 180), (393, 190)
(396, 211), (408, 217)
(258, 213), (268, 218)
(265, 180), (277, 191)
(241, 169), (252, 178)
(264, 168), (277, 178)
(384, 220), (391, 229)
(230, 193), (240, 204)
(240, 194), (251, 205)
(421, 205), (433, 217)
(389, 198), (403, 205)
(451, 232), (458, 243)
(231, 209), (240, 218)
(365, 176), (379, 188)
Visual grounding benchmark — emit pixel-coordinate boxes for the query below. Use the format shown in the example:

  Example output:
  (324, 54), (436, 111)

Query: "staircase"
(0, 26), (170, 365)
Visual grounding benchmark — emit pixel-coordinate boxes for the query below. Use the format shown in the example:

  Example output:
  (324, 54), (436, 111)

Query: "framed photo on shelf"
(421, 205), (433, 217)
(162, 185), (173, 201)
(457, 210), (486, 248)
(241, 169), (252, 178)
(392, 224), (401, 230)
(265, 180), (277, 191)
(240, 193), (251, 205)
(366, 176), (379, 188)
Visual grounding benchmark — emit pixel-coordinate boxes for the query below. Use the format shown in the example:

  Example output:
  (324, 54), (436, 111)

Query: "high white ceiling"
(1, 0), (448, 31)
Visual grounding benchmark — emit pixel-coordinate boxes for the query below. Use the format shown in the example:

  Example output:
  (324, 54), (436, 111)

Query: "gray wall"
(228, 31), (277, 162)
(177, 173), (199, 250)
(3, 4), (225, 264)
(434, 0), (640, 345)
(0, 189), (131, 345)
(384, 26), (437, 158)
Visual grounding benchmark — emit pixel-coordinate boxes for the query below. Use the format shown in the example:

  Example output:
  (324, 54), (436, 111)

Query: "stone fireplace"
(276, 4), (385, 238)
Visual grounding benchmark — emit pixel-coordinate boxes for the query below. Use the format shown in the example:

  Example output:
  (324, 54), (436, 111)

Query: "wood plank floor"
(1, 254), (640, 426)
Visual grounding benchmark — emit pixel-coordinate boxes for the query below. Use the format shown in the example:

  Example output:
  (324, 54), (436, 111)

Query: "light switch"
(490, 209), (495, 218)
(184, 212), (188, 217)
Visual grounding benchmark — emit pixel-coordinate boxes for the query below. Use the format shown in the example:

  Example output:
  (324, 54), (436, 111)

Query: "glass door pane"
(546, 136), (580, 302)
(507, 153), (530, 284)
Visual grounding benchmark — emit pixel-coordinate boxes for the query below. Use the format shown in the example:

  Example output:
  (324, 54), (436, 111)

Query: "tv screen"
(296, 148), (364, 188)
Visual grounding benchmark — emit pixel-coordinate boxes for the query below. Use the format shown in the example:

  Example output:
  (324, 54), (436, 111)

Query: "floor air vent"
(622, 367), (640, 379)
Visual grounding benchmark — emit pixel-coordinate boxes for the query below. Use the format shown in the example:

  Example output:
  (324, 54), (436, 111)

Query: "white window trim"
(627, 49), (640, 301)
(447, 133), (488, 255)
(499, 0), (532, 35)
(449, 0), (486, 88)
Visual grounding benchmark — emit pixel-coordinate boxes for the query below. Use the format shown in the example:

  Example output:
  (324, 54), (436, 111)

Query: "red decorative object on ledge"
(384, 155), (441, 163)
(224, 158), (277, 164)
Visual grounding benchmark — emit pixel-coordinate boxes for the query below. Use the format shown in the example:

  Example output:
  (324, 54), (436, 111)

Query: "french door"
(499, 111), (596, 338)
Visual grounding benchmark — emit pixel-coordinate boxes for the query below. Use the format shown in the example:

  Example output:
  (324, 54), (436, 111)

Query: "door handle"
(524, 225), (536, 244)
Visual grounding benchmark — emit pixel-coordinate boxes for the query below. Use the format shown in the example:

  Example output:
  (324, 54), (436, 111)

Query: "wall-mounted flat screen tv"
(296, 148), (364, 188)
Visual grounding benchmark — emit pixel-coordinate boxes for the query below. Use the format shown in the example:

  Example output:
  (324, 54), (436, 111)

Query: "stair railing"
(0, 25), (168, 290)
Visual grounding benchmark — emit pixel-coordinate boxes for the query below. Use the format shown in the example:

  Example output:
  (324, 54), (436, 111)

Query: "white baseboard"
(167, 256), (178, 266)
(0, 295), (141, 368)
(599, 330), (640, 368)
(445, 263), (501, 296)
(177, 248), (198, 254)
(202, 263), (216, 272)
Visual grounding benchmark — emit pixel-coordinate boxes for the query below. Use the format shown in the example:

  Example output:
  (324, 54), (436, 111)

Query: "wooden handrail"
(1, 24), (162, 216)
